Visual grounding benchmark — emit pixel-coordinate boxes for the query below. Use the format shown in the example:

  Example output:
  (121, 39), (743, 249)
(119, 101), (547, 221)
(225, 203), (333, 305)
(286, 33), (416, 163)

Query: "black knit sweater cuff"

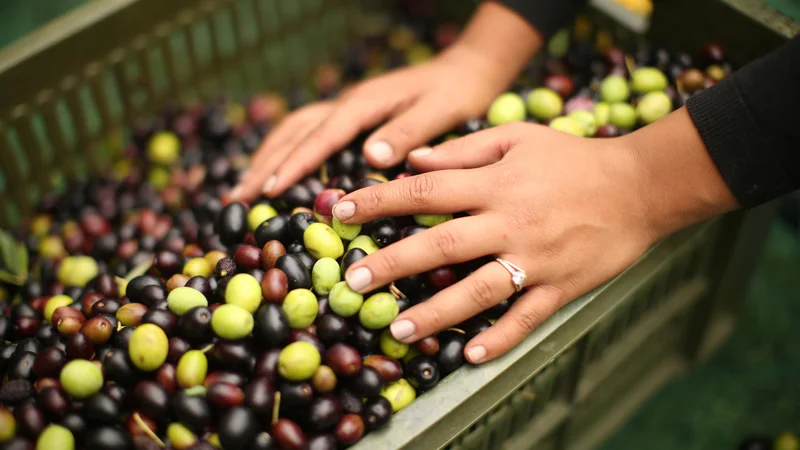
(495, 0), (588, 41)
(686, 77), (792, 208)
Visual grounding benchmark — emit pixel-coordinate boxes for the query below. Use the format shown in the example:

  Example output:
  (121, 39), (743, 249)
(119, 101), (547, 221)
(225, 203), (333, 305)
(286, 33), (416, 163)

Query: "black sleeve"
(496, 0), (588, 40)
(686, 35), (800, 208)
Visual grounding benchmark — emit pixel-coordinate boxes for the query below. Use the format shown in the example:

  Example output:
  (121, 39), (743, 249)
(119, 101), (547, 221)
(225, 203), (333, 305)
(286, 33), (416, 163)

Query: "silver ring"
(495, 258), (526, 292)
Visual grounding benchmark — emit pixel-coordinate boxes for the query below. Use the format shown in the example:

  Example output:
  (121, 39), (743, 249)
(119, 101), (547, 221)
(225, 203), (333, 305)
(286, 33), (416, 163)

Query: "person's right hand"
(230, 1), (542, 202)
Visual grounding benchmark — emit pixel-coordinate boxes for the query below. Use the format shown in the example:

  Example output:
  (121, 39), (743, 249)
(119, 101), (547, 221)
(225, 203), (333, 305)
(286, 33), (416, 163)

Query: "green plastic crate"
(0, 0), (794, 448)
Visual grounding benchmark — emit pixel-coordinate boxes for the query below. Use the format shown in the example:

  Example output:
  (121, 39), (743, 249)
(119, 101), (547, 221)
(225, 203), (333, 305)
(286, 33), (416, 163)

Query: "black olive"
(288, 212), (317, 241)
(435, 330), (466, 375)
(279, 381), (314, 411)
(211, 340), (255, 372)
(349, 366), (383, 398)
(274, 254), (311, 290)
(340, 248), (367, 277)
(254, 304), (290, 348)
(244, 377), (275, 419)
(308, 395), (342, 431)
(331, 175), (356, 193)
(103, 349), (140, 386)
(251, 431), (277, 450)
(362, 396), (392, 431)
(178, 306), (213, 343)
(293, 251), (316, 273)
(132, 381), (170, 422)
(285, 241), (305, 254)
(185, 276), (212, 299)
(307, 433), (337, 450)
(254, 215), (291, 247)
(316, 315), (351, 346)
(83, 393), (121, 424)
(173, 391), (212, 433)
(84, 426), (134, 450)
(7, 352), (36, 380)
(60, 412), (87, 438)
(218, 202), (248, 246)
(406, 355), (441, 390)
(113, 326), (135, 350)
(457, 316), (492, 341)
(280, 185), (314, 210)
(217, 406), (259, 450)
(338, 388), (363, 415)
(368, 218), (398, 248)
(348, 323), (379, 355)
(125, 275), (161, 304)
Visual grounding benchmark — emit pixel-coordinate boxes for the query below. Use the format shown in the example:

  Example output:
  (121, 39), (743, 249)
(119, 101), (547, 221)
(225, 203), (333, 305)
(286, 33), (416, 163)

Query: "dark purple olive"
(140, 284), (167, 306)
(215, 258), (237, 278)
(279, 381), (314, 411)
(185, 276), (212, 299)
(288, 212), (317, 242)
(457, 316), (491, 341)
(254, 349), (280, 381)
(317, 296), (331, 316)
(207, 382), (245, 409)
(178, 306), (213, 343)
(254, 304), (290, 348)
(168, 336), (191, 364)
(234, 245), (263, 271)
(280, 185), (314, 210)
(15, 403), (45, 438)
(354, 178), (382, 190)
(406, 355), (440, 390)
(275, 254), (311, 290)
(141, 309), (178, 337)
(7, 352), (36, 380)
(125, 276), (161, 304)
(84, 426), (134, 450)
(83, 392), (121, 424)
(335, 414), (365, 446)
(307, 433), (337, 450)
(103, 348), (140, 386)
(272, 418), (307, 450)
(32, 346), (66, 378)
(211, 340), (255, 372)
(244, 377), (275, 419)
(101, 383), (126, 404)
(204, 370), (247, 389)
(254, 215), (291, 247)
(338, 389), (363, 415)
(435, 330), (466, 375)
(133, 380), (170, 422)
(173, 391), (212, 433)
(218, 406), (260, 450)
(349, 366), (383, 398)
(14, 317), (41, 339)
(214, 275), (233, 303)
(362, 396), (392, 431)
(316, 315), (351, 346)
(325, 344), (361, 377)
(91, 299), (122, 317)
(218, 202), (248, 246)
(11, 303), (37, 322)
(38, 386), (70, 419)
(153, 250), (182, 278)
(289, 330), (326, 356)
(308, 395), (342, 431)
(348, 323), (379, 354)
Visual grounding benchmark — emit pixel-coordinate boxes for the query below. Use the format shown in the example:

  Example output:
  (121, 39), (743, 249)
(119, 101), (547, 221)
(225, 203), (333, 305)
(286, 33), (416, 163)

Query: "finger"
(362, 97), (464, 169)
(343, 215), (499, 293)
(232, 118), (321, 202)
(408, 122), (526, 172)
(464, 284), (567, 364)
(388, 261), (519, 344)
(331, 169), (486, 224)
(266, 96), (403, 197)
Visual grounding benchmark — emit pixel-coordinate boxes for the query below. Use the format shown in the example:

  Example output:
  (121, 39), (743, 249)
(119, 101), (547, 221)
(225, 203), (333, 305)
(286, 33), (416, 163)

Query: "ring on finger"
(495, 258), (526, 292)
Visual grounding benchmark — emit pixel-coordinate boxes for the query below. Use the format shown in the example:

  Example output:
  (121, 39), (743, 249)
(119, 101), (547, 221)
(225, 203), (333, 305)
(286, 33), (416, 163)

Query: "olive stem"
(199, 343), (215, 354)
(389, 283), (407, 300)
(272, 391), (281, 425)
(447, 328), (465, 335)
(133, 412), (166, 448)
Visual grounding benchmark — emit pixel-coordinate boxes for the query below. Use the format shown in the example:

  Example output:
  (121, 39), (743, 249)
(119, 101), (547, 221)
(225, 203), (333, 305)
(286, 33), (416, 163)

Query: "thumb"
(362, 97), (463, 169)
(409, 122), (524, 171)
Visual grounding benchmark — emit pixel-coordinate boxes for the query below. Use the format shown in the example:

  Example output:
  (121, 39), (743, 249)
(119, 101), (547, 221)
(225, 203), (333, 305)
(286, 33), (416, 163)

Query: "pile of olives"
(0, 12), (735, 450)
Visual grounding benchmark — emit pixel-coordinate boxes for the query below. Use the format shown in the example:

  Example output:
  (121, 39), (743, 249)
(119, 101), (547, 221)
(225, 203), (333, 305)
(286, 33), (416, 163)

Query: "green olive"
(167, 287), (209, 316)
(211, 304), (254, 340)
(547, 29), (571, 58)
(593, 102), (611, 126)
(183, 257), (212, 278)
(248, 204), (279, 232)
(332, 217), (361, 241)
(380, 378), (416, 412)
(312, 257), (341, 296)
(636, 91), (672, 124)
(60, 359), (103, 399)
(328, 281), (364, 318)
(281, 289), (319, 329)
(413, 214), (452, 228)
(549, 116), (585, 137)
(0, 408), (14, 443)
(225, 273), (262, 313)
(380, 329), (409, 360)
(278, 341), (322, 381)
(631, 67), (668, 94)
(167, 423), (197, 450)
(44, 295), (74, 323)
(526, 88), (564, 121)
(360, 293), (399, 330)
(347, 235), (380, 255)
(148, 167), (171, 191)
(129, 323), (169, 371)
(609, 103), (637, 130)
(57, 256), (99, 288)
(567, 110), (597, 136)
(487, 92), (527, 126)
(176, 350), (208, 389)
(36, 424), (75, 450)
(775, 432), (800, 450)
(600, 75), (630, 103)
(303, 223), (345, 260)
(147, 131), (181, 165)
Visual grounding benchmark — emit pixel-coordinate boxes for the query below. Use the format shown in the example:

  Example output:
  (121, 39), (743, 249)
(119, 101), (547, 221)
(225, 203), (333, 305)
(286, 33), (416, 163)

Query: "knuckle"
(467, 278), (496, 310)
(429, 228), (458, 260)
(376, 250), (401, 275)
(406, 174), (436, 206)
(513, 309), (540, 335)
(423, 305), (445, 331)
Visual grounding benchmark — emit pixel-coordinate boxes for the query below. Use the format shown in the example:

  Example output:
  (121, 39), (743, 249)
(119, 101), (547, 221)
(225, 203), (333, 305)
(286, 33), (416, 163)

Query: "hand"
(230, 2), (541, 202)
(331, 108), (737, 364)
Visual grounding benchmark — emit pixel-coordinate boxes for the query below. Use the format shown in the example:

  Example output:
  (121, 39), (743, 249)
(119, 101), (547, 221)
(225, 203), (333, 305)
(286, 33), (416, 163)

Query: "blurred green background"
(1, 1), (798, 449)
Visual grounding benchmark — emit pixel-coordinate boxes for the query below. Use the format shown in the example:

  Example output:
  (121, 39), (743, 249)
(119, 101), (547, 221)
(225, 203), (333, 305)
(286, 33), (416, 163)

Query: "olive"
(133, 380), (170, 422)
(415, 335), (440, 356)
(458, 316), (492, 340)
(211, 304), (254, 340)
(279, 381), (315, 415)
(43, 295), (74, 323)
(335, 414), (364, 446)
(173, 391), (212, 433)
(311, 365), (337, 393)
(36, 424), (75, 450)
(5, 437), (35, 450)
(11, 303), (38, 322)
(234, 245), (262, 272)
(141, 309), (179, 337)
(248, 203), (279, 232)
(254, 304), (290, 348)
(436, 330), (466, 374)
(183, 257), (212, 278)
(60, 413), (87, 439)
(153, 251), (182, 278)
(637, 91), (672, 124)
(83, 426), (134, 450)
(631, 67), (668, 93)
(427, 266), (456, 291)
(368, 218), (398, 248)
(128, 323), (168, 371)
(250, 432), (277, 450)
(380, 378), (416, 413)
(168, 336), (192, 364)
(80, 316), (114, 345)
(285, 241), (305, 254)
(379, 330), (408, 360)
(215, 258), (237, 278)
(609, 103), (636, 130)
(83, 392), (120, 424)
(282, 289), (318, 329)
(32, 347), (66, 379)
(115, 303), (148, 327)
(325, 344), (361, 377)
(254, 349), (281, 381)
(7, 352), (36, 380)
(224, 274), (262, 313)
(738, 436), (773, 450)
(331, 217), (361, 241)
(293, 251), (317, 273)
(254, 215), (291, 247)
(102, 383), (126, 404)
(311, 258), (340, 296)
(327, 282), (363, 318)
(59, 359), (103, 399)
(57, 256), (99, 288)
(156, 363), (177, 394)
(288, 212), (317, 242)
(406, 355), (440, 390)
(363, 355), (403, 383)
(303, 223), (344, 260)
(278, 341), (321, 381)
(272, 418), (306, 450)
(0, 407), (14, 443)
(207, 382), (245, 409)
(218, 202), (248, 246)
(339, 388), (363, 415)
(486, 91), (527, 125)
(218, 407), (259, 450)
(362, 396), (392, 431)
(308, 395), (342, 431)
(359, 293), (399, 330)
(125, 275), (161, 304)
(184, 276), (212, 299)
(214, 275), (233, 303)
(176, 350), (208, 389)
(166, 274), (190, 292)
(350, 366), (383, 398)
(167, 423), (197, 450)
(102, 349), (140, 386)
(289, 330), (326, 356)
(15, 338), (42, 357)
(15, 403), (45, 438)
(38, 386), (70, 419)
(316, 315), (351, 346)
(485, 297), (511, 319)
(340, 249), (366, 278)
(0, 344), (18, 373)
(346, 235), (379, 255)
(261, 240), (286, 271)
(15, 317), (41, 339)
(274, 255), (311, 291)
(348, 323), (379, 354)
(211, 340), (255, 372)
(244, 377), (275, 419)
(261, 268), (289, 304)
(175, 307), (210, 343)
(775, 433), (800, 450)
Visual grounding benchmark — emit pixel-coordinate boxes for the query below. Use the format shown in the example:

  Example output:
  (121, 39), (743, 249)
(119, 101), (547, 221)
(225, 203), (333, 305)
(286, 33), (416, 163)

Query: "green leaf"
(0, 269), (25, 286)
(0, 229), (28, 283)
(124, 257), (154, 282)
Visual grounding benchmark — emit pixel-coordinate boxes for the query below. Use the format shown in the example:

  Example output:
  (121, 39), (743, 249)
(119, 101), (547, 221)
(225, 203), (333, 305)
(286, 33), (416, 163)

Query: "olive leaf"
(0, 229), (28, 286)
(115, 256), (155, 290)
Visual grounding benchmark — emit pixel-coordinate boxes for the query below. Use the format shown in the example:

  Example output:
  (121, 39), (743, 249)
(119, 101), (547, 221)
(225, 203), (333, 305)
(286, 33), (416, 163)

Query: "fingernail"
(345, 266), (372, 292)
(332, 201), (355, 221)
(229, 187), (242, 200)
(366, 141), (393, 164)
(467, 346), (487, 364)
(262, 176), (276, 194)
(390, 320), (416, 341)
(409, 147), (433, 158)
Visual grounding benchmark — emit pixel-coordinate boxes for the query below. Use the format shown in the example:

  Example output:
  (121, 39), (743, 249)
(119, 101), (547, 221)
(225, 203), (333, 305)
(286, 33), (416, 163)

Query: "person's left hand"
(329, 109), (736, 364)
